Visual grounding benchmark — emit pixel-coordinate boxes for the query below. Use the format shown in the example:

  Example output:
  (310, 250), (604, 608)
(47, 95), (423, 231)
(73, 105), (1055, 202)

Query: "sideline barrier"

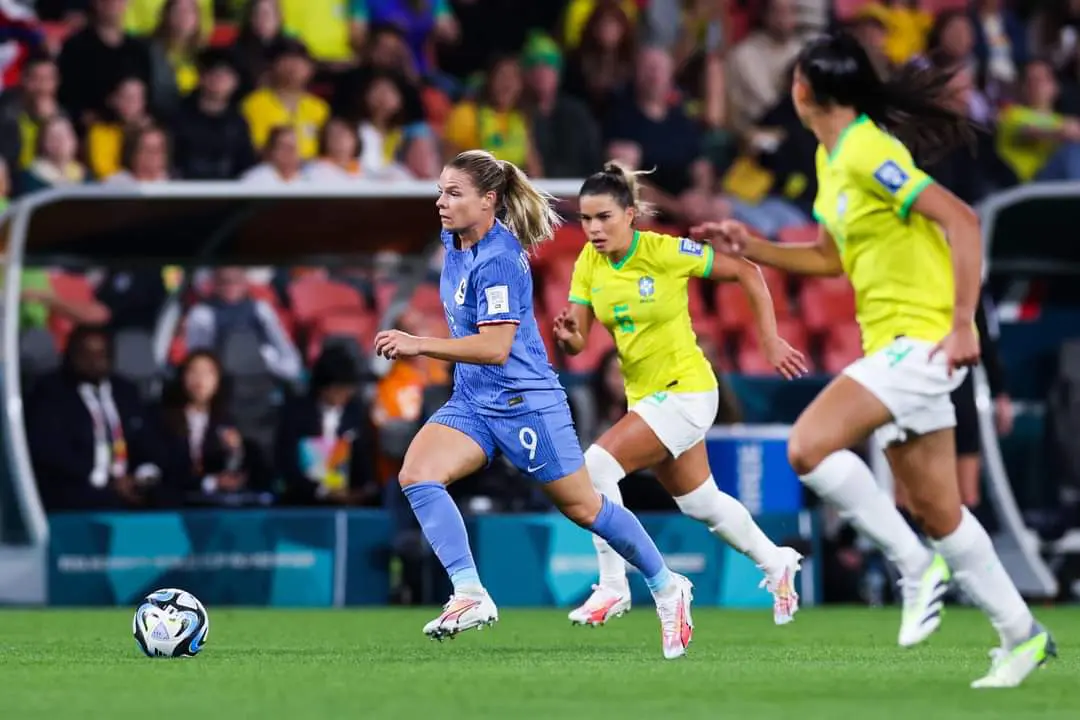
(47, 509), (819, 607)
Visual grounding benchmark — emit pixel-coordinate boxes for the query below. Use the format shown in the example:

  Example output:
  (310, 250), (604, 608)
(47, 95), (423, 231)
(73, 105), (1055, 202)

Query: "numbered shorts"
(427, 396), (584, 483)
(629, 388), (719, 458)
(842, 337), (968, 448)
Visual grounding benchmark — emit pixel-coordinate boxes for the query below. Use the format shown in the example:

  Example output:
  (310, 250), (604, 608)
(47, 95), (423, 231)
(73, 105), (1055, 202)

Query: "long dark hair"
(796, 32), (975, 159)
(161, 350), (231, 437)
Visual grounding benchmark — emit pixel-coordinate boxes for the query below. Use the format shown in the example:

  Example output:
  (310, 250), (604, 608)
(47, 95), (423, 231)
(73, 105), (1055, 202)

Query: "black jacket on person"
(25, 371), (172, 511)
(169, 93), (257, 180)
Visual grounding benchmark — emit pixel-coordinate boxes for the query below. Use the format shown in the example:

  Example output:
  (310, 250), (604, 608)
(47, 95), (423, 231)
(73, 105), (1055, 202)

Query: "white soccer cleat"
(422, 591), (498, 640)
(568, 583), (632, 626)
(898, 553), (951, 647)
(971, 623), (1057, 689)
(655, 573), (694, 660)
(760, 546), (803, 625)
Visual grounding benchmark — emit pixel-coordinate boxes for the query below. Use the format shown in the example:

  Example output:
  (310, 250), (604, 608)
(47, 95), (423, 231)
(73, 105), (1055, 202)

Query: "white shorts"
(629, 389), (718, 458)
(843, 337), (968, 447)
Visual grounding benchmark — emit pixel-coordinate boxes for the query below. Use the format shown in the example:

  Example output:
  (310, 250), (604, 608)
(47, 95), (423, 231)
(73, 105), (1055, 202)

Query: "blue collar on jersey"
(443, 218), (510, 252)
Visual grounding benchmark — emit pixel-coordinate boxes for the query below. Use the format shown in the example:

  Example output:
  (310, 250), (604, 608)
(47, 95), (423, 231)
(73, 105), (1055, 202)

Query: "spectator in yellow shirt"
(279, 0), (357, 66)
(563, 0), (638, 50)
(442, 55), (541, 176)
(125, 0), (214, 38)
(147, 0), (206, 117)
(241, 38), (330, 159)
(855, 2), (933, 67)
(87, 77), (154, 179)
(997, 58), (1080, 182)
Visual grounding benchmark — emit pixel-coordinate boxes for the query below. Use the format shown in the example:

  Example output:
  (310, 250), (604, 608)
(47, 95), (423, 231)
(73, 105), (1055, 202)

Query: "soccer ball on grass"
(133, 588), (209, 658)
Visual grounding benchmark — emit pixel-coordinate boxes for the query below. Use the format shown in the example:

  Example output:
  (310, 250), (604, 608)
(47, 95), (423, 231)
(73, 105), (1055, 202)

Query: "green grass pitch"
(0, 606), (1075, 719)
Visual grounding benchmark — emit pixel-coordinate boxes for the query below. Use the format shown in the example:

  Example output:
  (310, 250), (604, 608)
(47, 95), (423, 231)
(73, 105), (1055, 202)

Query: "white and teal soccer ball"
(133, 588), (210, 658)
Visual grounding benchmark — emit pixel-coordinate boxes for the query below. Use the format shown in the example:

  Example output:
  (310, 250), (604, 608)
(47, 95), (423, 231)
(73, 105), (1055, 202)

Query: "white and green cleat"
(971, 623), (1057, 689)
(898, 552), (951, 647)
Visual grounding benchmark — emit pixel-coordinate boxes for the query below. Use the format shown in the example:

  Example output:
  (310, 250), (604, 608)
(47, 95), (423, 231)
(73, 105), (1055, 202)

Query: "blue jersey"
(439, 220), (566, 416)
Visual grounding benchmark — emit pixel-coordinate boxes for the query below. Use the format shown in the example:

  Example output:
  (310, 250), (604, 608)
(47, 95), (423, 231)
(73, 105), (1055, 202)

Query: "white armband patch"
(485, 285), (510, 314)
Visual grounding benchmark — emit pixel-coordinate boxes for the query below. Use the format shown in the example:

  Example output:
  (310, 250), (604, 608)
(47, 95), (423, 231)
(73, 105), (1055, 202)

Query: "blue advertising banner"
(470, 512), (819, 609)
(49, 510), (341, 607)
(47, 508), (818, 608)
(705, 425), (803, 514)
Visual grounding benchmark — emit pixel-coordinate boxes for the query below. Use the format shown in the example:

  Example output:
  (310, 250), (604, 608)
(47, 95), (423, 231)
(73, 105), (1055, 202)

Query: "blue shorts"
(427, 397), (584, 483)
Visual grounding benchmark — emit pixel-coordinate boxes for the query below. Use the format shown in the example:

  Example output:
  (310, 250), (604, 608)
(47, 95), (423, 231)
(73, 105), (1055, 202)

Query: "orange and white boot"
(655, 573), (694, 659)
(423, 590), (498, 640)
(568, 581), (632, 626)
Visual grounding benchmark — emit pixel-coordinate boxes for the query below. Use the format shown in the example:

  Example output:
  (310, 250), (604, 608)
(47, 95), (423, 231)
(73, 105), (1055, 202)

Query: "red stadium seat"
(49, 271), (96, 303)
(715, 276), (791, 334)
(736, 344), (777, 375)
(824, 322), (863, 355)
(799, 277), (856, 334)
(535, 311), (560, 368)
(288, 279), (366, 328)
(534, 225), (587, 266)
(374, 281), (397, 314)
(48, 272), (98, 348)
(738, 317), (812, 373)
(821, 344), (863, 374)
(563, 320), (615, 373)
(307, 312), (377, 363)
(540, 256), (576, 313)
(408, 283), (443, 314)
(687, 277), (709, 320)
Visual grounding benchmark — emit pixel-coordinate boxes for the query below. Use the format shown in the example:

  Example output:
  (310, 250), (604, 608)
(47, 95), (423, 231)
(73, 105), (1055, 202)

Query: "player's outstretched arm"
(374, 323), (517, 366)
(691, 221), (844, 277)
(710, 253), (809, 380)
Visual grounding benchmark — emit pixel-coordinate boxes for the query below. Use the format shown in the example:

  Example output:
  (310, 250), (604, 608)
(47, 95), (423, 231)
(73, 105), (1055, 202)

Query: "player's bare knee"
(907, 493), (962, 540)
(398, 464), (447, 489)
(560, 493), (602, 528)
(787, 431), (825, 476)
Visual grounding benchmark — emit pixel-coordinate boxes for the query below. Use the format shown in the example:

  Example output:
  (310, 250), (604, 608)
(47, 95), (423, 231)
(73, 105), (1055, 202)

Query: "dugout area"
(0, 180), (583, 604)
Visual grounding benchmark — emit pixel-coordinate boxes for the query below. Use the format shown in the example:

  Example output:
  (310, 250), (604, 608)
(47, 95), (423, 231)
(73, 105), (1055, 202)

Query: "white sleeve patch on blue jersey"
(873, 160), (909, 194)
(679, 237), (704, 257)
(484, 285), (510, 314)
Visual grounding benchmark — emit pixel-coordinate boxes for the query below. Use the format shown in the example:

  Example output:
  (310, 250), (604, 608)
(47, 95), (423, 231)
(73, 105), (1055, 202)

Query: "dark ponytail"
(578, 161), (655, 216)
(797, 33), (975, 160)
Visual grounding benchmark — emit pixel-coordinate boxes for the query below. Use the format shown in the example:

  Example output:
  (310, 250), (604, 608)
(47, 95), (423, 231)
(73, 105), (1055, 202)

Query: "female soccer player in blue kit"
(374, 150), (694, 659)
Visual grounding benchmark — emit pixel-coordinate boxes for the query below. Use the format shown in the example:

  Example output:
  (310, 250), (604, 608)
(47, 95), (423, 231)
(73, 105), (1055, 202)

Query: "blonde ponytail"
(446, 150), (562, 249)
(499, 160), (562, 249)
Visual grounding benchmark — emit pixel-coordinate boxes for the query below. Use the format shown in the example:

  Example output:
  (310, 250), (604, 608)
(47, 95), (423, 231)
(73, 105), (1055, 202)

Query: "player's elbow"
(813, 246), (845, 277)
(481, 341), (512, 365)
(944, 203), (980, 241)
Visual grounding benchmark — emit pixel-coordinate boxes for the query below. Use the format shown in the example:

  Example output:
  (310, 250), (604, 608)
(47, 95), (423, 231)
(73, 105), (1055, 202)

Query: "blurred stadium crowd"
(4, 0), (1075, 574)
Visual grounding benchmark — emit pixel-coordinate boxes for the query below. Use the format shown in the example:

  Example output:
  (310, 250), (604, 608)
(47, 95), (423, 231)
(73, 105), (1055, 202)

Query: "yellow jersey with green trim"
(568, 230), (718, 405)
(812, 114), (954, 355)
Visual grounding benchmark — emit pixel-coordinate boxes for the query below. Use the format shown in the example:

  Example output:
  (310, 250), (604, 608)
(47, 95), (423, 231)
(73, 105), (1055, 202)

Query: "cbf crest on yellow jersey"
(568, 230), (718, 405)
(812, 114), (955, 355)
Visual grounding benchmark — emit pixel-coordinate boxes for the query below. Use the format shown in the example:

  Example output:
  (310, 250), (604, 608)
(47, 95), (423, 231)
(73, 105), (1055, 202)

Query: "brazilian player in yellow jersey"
(554, 162), (808, 629)
(693, 33), (1055, 689)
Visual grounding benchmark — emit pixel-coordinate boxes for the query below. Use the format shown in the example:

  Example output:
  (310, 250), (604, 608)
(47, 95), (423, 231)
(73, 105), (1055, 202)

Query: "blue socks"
(403, 482), (673, 596)
(402, 481), (482, 592)
(589, 495), (673, 593)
